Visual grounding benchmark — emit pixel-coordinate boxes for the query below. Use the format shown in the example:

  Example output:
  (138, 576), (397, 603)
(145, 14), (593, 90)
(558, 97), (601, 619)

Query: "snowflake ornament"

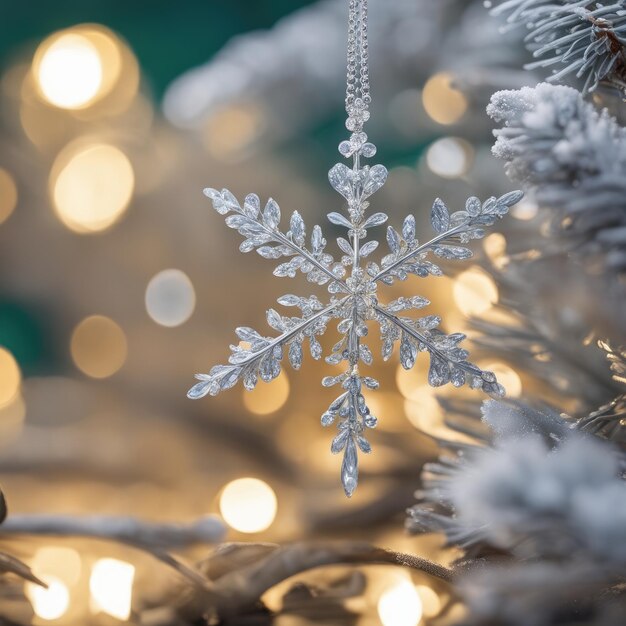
(187, 0), (523, 497)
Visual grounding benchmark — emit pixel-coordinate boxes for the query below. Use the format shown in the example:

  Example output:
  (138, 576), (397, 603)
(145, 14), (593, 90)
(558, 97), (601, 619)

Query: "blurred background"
(0, 0), (557, 624)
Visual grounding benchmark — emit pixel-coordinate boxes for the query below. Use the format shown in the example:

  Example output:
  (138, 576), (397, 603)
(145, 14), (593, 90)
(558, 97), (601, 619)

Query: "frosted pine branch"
(575, 340), (626, 443)
(171, 541), (453, 622)
(488, 82), (626, 274)
(408, 400), (626, 563)
(489, 1), (626, 94)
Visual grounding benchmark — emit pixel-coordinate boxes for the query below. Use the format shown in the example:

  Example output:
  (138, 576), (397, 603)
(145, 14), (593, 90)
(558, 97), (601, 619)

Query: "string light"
(512, 199), (539, 220)
(426, 137), (472, 178)
(243, 372), (290, 415)
(89, 558), (135, 620)
(31, 547), (82, 587)
(50, 143), (134, 232)
(25, 575), (70, 621)
(219, 478), (277, 533)
(70, 315), (127, 379)
(453, 267), (499, 316)
(403, 386), (444, 432)
(0, 347), (21, 408)
(483, 233), (506, 267)
(422, 73), (468, 125)
(145, 269), (196, 327)
(35, 33), (103, 109)
(378, 579), (423, 626)
(50, 143), (134, 233)
(0, 167), (18, 225)
(32, 25), (129, 111)
(416, 585), (441, 618)
(395, 361), (429, 401)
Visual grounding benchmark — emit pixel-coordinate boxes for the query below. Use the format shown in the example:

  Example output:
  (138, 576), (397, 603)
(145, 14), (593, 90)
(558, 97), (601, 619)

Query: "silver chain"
(345, 0), (370, 114)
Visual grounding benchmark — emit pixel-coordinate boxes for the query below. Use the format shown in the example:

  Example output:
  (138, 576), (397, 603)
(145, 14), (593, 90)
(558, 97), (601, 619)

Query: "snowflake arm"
(374, 305), (504, 397)
(372, 191), (524, 286)
(203, 188), (349, 289)
(188, 296), (347, 399)
(189, 97), (522, 497)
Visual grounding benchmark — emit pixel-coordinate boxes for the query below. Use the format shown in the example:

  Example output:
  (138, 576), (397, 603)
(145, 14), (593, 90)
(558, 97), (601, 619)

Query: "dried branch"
(0, 514), (225, 549)
(0, 552), (47, 587)
(172, 541), (454, 621)
(0, 514), (226, 588)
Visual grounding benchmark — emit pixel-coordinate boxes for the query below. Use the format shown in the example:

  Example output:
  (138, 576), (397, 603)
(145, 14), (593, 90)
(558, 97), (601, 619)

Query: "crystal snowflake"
(188, 97), (523, 497)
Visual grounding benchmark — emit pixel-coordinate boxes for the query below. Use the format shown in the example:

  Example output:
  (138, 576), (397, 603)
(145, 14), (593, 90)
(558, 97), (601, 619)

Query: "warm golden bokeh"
(512, 198), (539, 220)
(378, 578), (423, 626)
(453, 267), (499, 316)
(0, 347), (21, 408)
(483, 232), (507, 262)
(403, 386), (444, 432)
(25, 575), (70, 621)
(396, 361), (430, 401)
(35, 32), (102, 109)
(416, 585), (442, 618)
(32, 25), (127, 112)
(422, 72), (468, 125)
(243, 371), (290, 415)
(89, 559), (135, 620)
(219, 477), (278, 533)
(31, 547), (82, 588)
(0, 168), (18, 225)
(50, 143), (134, 233)
(70, 315), (128, 379)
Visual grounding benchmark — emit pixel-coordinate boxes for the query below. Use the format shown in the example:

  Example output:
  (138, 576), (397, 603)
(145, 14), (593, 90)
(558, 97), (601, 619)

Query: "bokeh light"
(484, 232), (506, 260)
(0, 167), (18, 225)
(395, 360), (429, 401)
(378, 579), (423, 626)
(32, 25), (128, 112)
(416, 585), (441, 618)
(25, 575), (70, 621)
(203, 104), (264, 162)
(145, 269), (196, 327)
(89, 558), (135, 620)
(0, 394), (26, 447)
(32, 547), (82, 587)
(426, 137), (472, 178)
(403, 386), (444, 431)
(50, 143), (134, 233)
(35, 32), (102, 109)
(243, 372), (290, 415)
(422, 72), (468, 125)
(219, 477), (277, 533)
(453, 267), (499, 316)
(70, 315), (127, 379)
(481, 362), (522, 397)
(512, 198), (539, 220)
(0, 347), (21, 408)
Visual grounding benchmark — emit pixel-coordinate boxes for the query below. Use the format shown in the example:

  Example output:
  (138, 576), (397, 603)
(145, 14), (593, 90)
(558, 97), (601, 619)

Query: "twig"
(176, 541), (454, 620)
(0, 514), (225, 548)
(0, 551), (47, 587)
(0, 514), (226, 588)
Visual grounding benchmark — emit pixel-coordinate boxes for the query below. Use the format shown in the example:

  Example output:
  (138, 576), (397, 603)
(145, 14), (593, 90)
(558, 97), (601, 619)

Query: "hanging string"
(345, 0), (370, 115)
